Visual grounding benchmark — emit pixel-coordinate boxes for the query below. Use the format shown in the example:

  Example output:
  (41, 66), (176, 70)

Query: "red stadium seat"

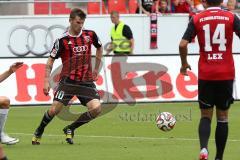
(34, 0), (71, 15)
(34, 2), (49, 14)
(51, 2), (71, 14)
(128, 0), (138, 13)
(87, 1), (107, 14)
(108, 0), (128, 14)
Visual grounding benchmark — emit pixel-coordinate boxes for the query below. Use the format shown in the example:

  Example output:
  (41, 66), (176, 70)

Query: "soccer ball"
(156, 112), (176, 132)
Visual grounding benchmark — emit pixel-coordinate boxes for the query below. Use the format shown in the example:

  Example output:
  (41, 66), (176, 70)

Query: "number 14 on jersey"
(203, 23), (226, 60)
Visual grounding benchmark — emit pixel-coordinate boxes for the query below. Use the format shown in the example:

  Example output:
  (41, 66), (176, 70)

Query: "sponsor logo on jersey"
(73, 45), (88, 54)
(84, 36), (90, 43)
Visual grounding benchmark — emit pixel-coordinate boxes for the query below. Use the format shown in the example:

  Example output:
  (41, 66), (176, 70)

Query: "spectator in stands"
(201, 0), (208, 8)
(193, 0), (205, 11)
(235, 0), (240, 12)
(155, 0), (171, 13)
(106, 11), (134, 55)
(172, 0), (193, 13)
(136, 0), (158, 15)
(221, 0), (236, 10)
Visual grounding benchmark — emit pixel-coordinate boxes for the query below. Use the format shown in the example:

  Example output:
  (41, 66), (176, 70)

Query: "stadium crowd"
(33, 0), (238, 15)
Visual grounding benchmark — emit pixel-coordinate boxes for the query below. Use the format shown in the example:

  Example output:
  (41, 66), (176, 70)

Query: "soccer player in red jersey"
(32, 8), (103, 145)
(179, 0), (240, 159)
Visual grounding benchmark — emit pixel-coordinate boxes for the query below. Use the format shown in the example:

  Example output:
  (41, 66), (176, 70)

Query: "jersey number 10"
(203, 24), (227, 52)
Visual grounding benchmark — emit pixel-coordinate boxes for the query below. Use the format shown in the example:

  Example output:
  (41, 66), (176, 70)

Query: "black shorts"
(198, 80), (234, 110)
(54, 77), (100, 106)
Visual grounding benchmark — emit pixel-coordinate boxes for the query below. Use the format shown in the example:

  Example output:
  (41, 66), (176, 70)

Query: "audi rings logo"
(73, 45), (88, 54)
(8, 25), (66, 57)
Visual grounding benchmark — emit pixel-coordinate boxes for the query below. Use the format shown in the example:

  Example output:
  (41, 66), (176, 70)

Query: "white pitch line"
(9, 132), (240, 142)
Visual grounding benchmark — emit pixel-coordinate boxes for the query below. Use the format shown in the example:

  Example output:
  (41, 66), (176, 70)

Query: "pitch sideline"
(9, 132), (240, 142)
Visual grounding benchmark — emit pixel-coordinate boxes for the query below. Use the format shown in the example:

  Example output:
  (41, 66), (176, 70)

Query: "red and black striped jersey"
(50, 29), (102, 81)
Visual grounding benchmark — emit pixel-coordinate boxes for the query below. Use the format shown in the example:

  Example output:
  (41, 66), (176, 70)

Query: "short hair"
(69, 8), (86, 19)
(206, 0), (223, 6)
(110, 11), (119, 17)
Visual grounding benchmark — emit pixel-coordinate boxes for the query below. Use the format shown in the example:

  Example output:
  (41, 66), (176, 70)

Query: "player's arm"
(93, 32), (103, 80)
(93, 47), (103, 81)
(0, 62), (23, 83)
(179, 18), (196, 75)
(179, 40), (191, 75)
(43, 38), (61, 95)
(43, 57), (55, 96)
(95, 46), (103, 72)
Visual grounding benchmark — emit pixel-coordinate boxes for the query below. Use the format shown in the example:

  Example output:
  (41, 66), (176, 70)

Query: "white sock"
(0, 109), (9, 137)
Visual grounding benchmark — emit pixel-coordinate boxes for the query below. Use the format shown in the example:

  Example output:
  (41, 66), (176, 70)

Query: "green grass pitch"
(3, 102), (240, 160)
